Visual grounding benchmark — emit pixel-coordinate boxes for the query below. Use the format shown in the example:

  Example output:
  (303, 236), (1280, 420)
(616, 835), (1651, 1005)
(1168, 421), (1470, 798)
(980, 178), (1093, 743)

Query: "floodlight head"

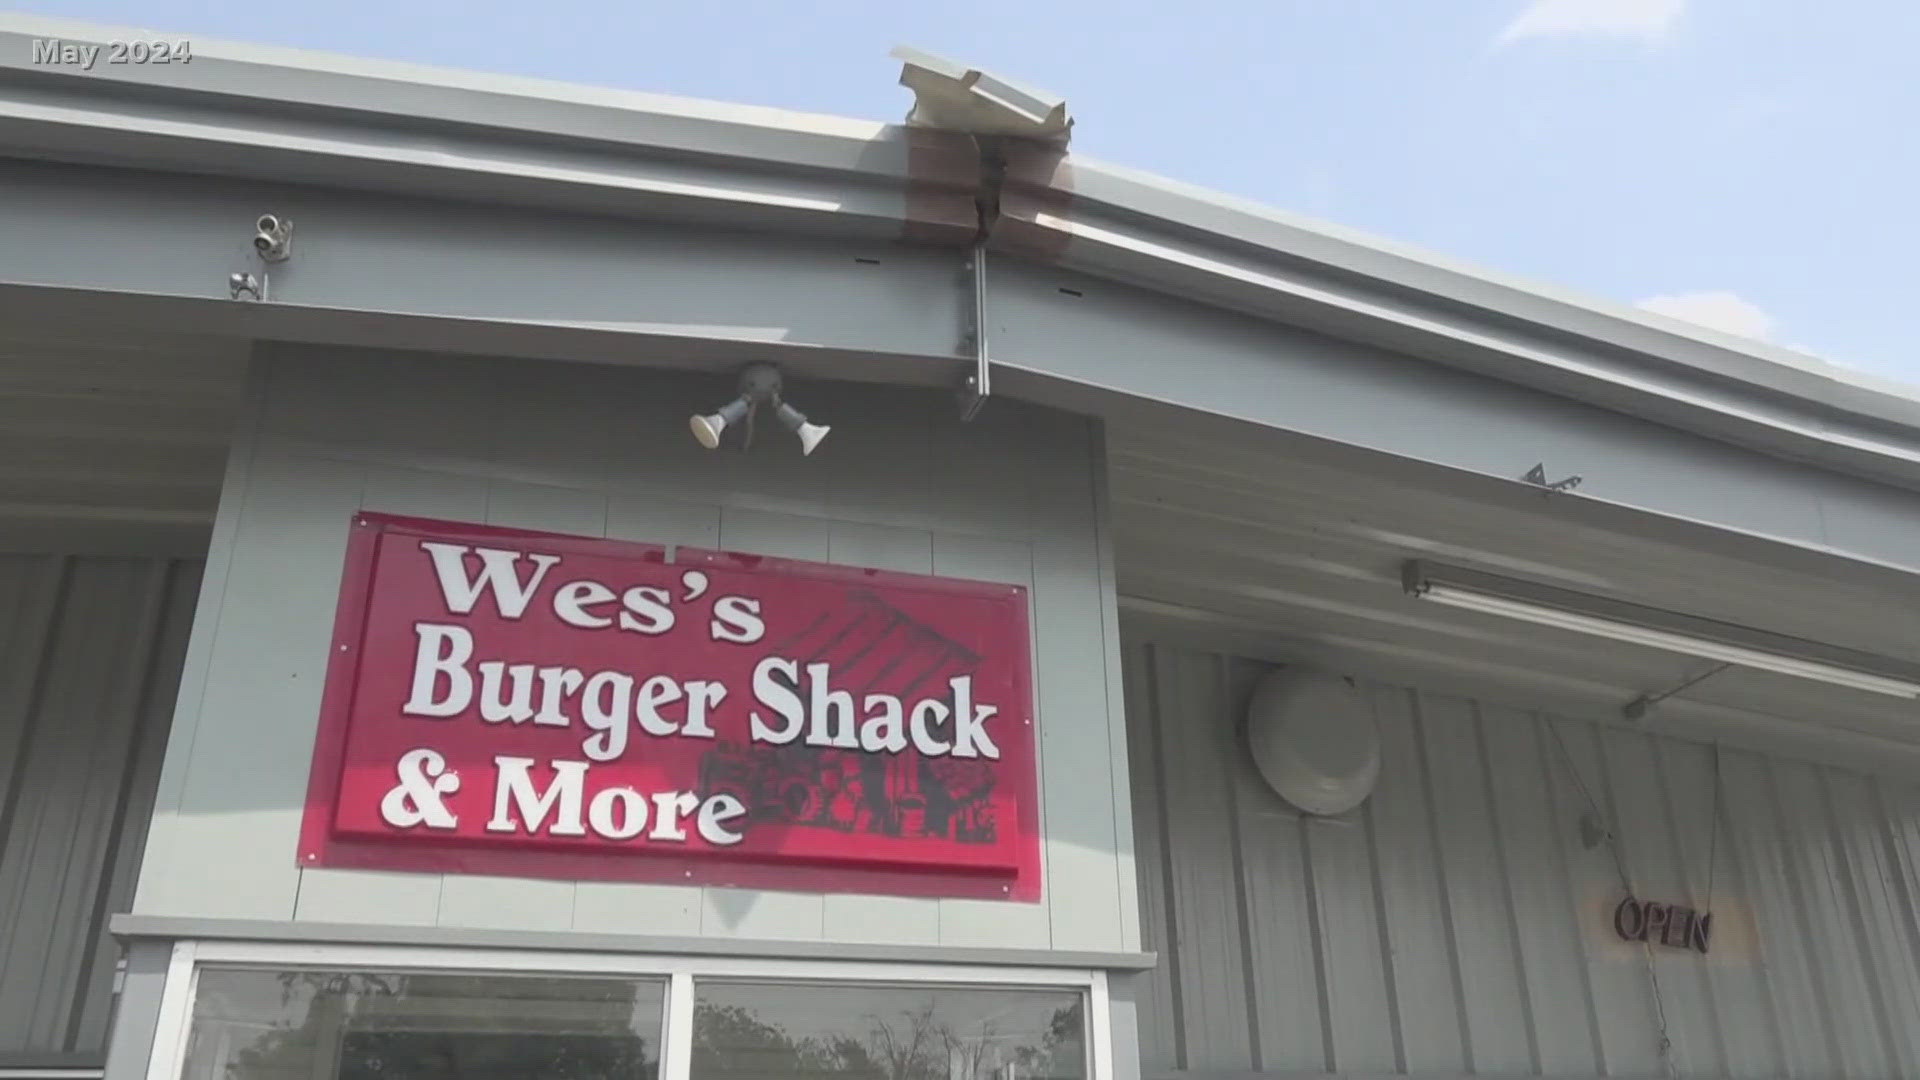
(689, 396), (752, 451)
(775, 402), (830, 457)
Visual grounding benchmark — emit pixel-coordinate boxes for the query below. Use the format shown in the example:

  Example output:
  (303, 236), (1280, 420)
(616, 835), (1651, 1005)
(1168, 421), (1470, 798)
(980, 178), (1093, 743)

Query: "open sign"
(1614, 895), (1713, 954)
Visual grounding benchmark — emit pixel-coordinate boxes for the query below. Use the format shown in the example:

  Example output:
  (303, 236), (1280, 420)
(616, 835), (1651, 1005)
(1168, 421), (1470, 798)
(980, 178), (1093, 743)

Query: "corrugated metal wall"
(0, 554), (199, 1066)
(1126, 639), (1920, 1080)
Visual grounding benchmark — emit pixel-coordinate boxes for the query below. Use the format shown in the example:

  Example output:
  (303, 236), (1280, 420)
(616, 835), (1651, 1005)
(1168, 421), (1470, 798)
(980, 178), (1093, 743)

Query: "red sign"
(299, 514), (1040, 901)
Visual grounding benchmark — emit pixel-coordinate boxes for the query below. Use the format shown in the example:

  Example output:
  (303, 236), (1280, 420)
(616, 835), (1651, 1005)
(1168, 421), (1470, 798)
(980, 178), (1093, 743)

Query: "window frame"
(145, 941), (1110, 1080)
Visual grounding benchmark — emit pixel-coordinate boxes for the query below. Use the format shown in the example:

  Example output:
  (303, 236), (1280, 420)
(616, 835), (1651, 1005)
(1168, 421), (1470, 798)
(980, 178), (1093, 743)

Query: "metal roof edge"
(8, 14), (1920, 486)
(0, 14), (982, 244)
(994, 144), (1920, 488)
(0, 14), (890, 148)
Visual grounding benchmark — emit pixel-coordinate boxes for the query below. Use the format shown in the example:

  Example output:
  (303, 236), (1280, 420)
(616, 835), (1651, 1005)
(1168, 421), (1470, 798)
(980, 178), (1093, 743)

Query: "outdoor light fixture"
(773, 401), (831, 456)
(688, 364), (830, 456)
(1402, 560), (1920, 700)
(688, 397), (750, 450)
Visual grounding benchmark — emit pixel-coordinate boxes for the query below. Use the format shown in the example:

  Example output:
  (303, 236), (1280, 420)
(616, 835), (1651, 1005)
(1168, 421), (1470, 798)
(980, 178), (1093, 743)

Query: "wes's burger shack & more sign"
(300, 514), (1041, 900)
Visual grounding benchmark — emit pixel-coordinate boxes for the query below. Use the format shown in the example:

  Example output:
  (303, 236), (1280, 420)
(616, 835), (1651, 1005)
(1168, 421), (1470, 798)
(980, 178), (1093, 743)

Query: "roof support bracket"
(1623, 662), (1733, 720)
(957, 241), (990, 421)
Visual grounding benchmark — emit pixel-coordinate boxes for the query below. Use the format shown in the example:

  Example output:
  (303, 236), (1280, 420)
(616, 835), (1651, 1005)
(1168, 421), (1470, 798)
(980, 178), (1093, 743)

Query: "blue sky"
(20, 0), (1920, 380)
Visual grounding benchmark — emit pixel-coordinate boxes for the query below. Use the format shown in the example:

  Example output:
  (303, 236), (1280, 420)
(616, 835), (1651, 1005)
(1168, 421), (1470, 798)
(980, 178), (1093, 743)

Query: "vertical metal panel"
(1150, 648), (1253, 1071)
(1771, 761), (1893, 1077)
(1417, 694), (1532, 1074)
(1365, 687), (1465, 1074)
(1656, 738), (1779, 1079)
(1123, 643), (1181, 1078)
(1302, 813), (1393, 1073)
(0, 555), (198, 1063)
(66, 562), (201, 1056)
(1539, 715), (1663, 1078)
(1824, 771), (1920, 1076)
(1125, 641), (1920, 1080)
(99, 940), (172, 1080)
(1230, 670), (1327, 1074)
(1598, 727), (1727, 1076)
(1030, 417), (1130, 954)
(1716, 748), (1839, 1076)
(1478, 704), (1600, 1077)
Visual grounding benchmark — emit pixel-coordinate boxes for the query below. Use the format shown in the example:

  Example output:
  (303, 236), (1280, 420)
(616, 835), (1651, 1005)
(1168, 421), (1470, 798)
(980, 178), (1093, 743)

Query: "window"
(148, 945), (1104, 1080)
(690, 981), (1085, 1080)
(181, 969), (665, 1080)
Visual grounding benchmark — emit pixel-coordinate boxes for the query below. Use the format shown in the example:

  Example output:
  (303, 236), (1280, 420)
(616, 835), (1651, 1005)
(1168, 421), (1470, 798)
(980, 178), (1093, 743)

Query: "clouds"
(1496, 0), (1684, 45)
(1636, 291), (1776, 342)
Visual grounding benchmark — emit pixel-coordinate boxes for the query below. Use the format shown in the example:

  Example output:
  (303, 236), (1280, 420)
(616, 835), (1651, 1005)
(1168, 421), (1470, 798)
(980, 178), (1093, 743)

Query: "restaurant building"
(7, 14), (1920, 1080)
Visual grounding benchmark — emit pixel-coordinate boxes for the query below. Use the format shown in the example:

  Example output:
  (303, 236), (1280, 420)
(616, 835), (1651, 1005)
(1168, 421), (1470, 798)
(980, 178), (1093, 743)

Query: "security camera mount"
(229, 213), (292, 302)
(253, 214), (293, 263)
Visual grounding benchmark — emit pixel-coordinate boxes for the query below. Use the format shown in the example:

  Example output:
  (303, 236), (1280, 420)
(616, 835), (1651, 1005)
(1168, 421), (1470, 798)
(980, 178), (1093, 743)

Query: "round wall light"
(1245, 667), (1380, 816)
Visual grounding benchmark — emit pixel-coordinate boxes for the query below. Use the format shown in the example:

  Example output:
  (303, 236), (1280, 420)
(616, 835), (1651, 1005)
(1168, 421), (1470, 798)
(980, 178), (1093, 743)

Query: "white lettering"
(476, 661), (535, 723)
(698, 793), (748, 845)
(750, 657), (804, 743)
(634, 675), (683, 737)
(402, 624), (472, 718)
(487, 757), (587, 836)
(910, 699), (952, 756)
(710, 595), (765, 644)
(618, 585), (675, 635)
(419, 541), (559, 618)
(649, 791), (702, 841)
(806, 662), (859, 748)
(534, 667), (585, 727)
(587, 786), (650, 840)
(948, 676), (1001, 759)
(682, 680), (725, 738)
(379, 748), (460, 829)
(580, 672), (634, 761)
(860, 694), (908, 753)
(553, 579), (618, 628)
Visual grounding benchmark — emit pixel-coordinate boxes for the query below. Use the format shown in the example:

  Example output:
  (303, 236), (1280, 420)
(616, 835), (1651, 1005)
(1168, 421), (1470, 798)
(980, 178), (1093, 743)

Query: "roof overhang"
(3, 15), (1916, 487)
(5, 14), (1920, 586)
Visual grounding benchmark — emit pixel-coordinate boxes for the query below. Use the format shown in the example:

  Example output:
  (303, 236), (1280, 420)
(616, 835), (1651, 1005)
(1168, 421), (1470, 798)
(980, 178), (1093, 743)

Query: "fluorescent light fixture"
(1403, 560), (1920, 700)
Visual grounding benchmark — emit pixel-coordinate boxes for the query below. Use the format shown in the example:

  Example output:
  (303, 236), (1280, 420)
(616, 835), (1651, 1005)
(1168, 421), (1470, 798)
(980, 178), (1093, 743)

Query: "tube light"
(1404, 562), (1920, 700)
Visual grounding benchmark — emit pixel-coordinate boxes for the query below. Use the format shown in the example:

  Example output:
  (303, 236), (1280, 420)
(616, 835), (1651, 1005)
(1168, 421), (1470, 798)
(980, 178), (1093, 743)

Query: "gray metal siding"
(1126, 639), (1920, 1080)
(0, 554), (199, 1064)
(132, 346), (1137, 954)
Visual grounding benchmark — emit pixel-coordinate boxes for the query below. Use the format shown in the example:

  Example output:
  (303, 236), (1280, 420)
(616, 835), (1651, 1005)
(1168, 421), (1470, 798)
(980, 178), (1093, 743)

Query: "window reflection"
(690, 982), (1085, 1080)
(183, 968), (664, 1080)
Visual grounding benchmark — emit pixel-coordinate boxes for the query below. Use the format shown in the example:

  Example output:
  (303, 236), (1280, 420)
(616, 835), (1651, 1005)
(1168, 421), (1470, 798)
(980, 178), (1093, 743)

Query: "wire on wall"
(1545, 721), (1679, 1079)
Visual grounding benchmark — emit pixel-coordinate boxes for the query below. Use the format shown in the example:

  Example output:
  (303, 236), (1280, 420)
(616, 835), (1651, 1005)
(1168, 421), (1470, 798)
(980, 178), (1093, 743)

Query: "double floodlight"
(689, 364), (830, 457)
(1402, 560), (1920, 700)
